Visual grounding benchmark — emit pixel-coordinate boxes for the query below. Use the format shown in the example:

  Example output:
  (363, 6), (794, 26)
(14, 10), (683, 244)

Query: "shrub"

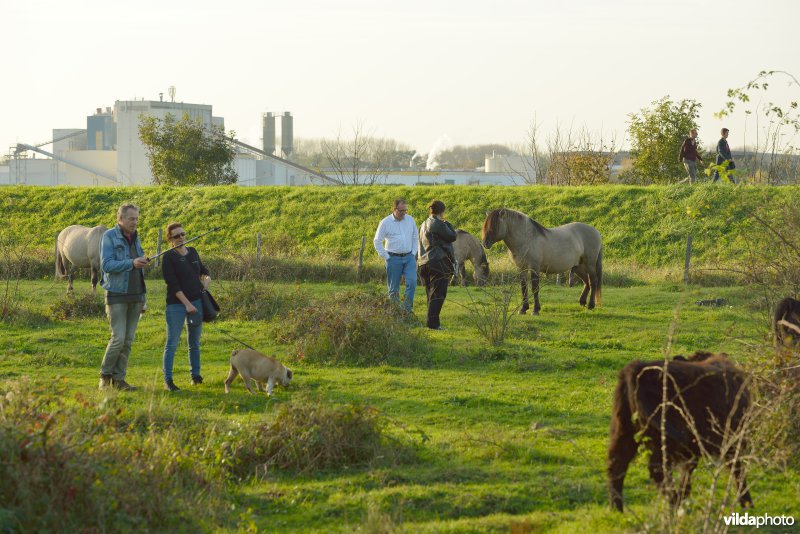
(459, 283), (520, 345)
(229, 396), (411, 476)
(216, 281), (308, 321)
(274, 288), (426, 366)
(0, 377), (230, 532)
(47, 291), (105, 320)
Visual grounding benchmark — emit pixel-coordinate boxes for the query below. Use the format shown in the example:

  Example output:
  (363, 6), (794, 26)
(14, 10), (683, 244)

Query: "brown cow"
(607, 351), (753, 512)
(773, 297), (800, 348)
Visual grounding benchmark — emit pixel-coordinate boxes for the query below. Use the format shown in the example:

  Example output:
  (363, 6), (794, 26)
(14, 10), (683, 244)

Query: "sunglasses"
(171, 232), (186, 239)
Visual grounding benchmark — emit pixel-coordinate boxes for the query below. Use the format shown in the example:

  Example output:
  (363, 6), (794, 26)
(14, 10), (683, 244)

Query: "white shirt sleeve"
(373, 217), (389, 260)
(408, 216), (418, 256)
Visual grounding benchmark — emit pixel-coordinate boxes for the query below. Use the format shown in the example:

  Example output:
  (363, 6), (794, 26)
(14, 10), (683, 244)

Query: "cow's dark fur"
(607, 351), (753, 512)
(773, 297), (800, 348)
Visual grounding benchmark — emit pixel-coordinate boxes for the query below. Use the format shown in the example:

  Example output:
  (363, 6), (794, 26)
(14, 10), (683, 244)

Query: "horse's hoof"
(533, 310), (540, 316)
(518, 310), (527, 315)
(588, 304), (596, 310)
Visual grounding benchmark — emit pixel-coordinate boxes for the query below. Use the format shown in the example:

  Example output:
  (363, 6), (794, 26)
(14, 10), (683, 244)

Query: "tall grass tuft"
(229, 395), (413, 477)
(459, 282), (520, 345)
(47, 290), (105, 320)
(275, 288), (427, 366)
(216, 281), (308, 321)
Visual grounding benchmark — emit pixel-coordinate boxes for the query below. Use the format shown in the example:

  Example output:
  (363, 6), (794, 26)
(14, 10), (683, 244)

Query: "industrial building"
(1, 95), (530, 187)
(3, 98), (329, 187)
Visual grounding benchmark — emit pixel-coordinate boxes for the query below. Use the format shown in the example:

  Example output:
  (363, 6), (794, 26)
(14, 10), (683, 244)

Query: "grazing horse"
(607, 352), (753, 512)
(453, 230), (489, 286)
(773, 296), (800, 348)
(481, 208), (602, 315)
(55, 224), (107, 293)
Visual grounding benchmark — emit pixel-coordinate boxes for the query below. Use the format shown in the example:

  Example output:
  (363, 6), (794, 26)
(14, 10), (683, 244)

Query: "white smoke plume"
(425, 135), (453, 170)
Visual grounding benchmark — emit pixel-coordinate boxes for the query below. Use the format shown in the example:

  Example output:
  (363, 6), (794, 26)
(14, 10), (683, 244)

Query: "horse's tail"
(55, 232), (67, 278)
(595, 245), (603, 307)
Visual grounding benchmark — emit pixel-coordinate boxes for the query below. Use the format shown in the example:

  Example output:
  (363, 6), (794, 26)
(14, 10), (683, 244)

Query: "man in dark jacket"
(713, 128), (735, 182)
(418, 200), (457, 330)
(678, 129), (703, 184)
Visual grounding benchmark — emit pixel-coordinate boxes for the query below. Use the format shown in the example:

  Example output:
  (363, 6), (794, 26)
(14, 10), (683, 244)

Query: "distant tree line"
(136, 71), (798, 186)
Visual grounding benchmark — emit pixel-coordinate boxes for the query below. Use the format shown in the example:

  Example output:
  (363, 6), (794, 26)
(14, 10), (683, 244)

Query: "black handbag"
(200, 290), (220, 322)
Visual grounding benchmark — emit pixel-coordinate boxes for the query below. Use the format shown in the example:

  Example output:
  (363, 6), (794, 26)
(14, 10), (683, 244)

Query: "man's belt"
(388, 251), (411, 257)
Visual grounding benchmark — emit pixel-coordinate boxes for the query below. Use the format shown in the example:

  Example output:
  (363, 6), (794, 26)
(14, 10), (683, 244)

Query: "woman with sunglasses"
(160, 222), (211, 391)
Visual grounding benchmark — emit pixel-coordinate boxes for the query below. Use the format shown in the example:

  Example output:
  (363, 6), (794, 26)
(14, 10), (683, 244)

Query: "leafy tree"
(627, 96), (702, 183)
(717, 70), (799, 132)
(716, 70), (799, 184)
(138, 113), (238, 185)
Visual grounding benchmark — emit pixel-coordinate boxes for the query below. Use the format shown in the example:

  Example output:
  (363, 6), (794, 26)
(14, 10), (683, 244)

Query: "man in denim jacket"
(98, 203), (150, 391)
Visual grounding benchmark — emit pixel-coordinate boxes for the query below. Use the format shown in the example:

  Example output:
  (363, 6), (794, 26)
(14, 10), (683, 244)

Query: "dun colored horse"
(55, 225), (107, 293)
(453, 230), (489, 286)
(481, 208), (602, 314)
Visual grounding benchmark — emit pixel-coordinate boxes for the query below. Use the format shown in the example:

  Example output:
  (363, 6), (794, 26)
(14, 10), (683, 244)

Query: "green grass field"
(2, 277), (797, 532)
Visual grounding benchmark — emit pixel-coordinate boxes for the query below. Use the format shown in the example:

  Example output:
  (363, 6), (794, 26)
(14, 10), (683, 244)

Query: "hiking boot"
(98, 374), (113, 390)
(191, 375), (203, 386)
(165, 380), (180, 392)
(112, 379), (138, 391)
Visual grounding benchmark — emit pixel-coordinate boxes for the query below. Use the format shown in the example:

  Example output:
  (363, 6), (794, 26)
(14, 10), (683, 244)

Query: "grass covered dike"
(2, 184), (798, 269)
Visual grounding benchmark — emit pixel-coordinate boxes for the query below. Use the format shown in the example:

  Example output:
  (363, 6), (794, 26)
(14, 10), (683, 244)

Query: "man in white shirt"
(373, 198), (418, 312)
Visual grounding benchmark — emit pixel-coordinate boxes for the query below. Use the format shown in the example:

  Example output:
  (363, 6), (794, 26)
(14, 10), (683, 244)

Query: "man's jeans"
(683, 158), (698, 184)
(162, 299), (203, 382)
(386, 254), (417, 312)
(101, 301), (143, 380)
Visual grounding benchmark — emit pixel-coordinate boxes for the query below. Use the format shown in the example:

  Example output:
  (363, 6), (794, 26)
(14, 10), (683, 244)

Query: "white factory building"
(2, 97), (529, 187)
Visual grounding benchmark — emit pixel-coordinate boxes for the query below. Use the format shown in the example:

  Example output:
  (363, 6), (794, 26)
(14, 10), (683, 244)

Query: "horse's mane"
(485, 208), (547, 237)
(456, 229), (468, 235)
(527, 216), (549, 236)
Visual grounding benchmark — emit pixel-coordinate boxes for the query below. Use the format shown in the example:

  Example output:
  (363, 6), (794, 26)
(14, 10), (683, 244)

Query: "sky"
(2, 0), (799, 156)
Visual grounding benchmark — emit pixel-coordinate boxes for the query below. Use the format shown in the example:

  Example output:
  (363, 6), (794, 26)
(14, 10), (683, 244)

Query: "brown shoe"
(112, 379), (138, 391)
(98, 374), (113, 390)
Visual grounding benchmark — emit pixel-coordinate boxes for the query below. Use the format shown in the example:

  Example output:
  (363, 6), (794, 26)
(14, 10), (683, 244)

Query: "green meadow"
(1, 185), (798, 532)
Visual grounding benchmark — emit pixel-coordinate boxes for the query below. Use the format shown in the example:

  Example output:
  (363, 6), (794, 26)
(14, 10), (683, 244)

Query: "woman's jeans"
(162, 299), (203, 382)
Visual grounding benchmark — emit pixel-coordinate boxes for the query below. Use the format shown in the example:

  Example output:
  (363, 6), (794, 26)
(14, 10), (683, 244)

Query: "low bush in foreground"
(0, 378), (229, 532)
(229, 395), (416, 477)
(275, 288), (427, 366)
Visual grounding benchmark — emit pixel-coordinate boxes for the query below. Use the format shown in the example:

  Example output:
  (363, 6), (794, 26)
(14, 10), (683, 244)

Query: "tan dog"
(224, 348), (293, 395)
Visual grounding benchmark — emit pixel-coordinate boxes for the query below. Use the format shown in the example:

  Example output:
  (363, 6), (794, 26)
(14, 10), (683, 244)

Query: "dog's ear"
(286, 369), (293, 380)
(231, 349), (239, 357)
(672, 355), (687, 361)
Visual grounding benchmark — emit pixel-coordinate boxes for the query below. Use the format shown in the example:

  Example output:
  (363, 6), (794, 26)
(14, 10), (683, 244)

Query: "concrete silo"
(281, 112), (293, 157)
(262, 112), (276, 155)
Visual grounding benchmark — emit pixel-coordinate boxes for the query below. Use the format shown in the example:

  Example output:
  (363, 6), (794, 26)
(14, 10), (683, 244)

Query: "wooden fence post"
(156, 229), (163, 267)
(256, 232), (262, 263)
(357, 236), (366, 282)
(683, 234), (693, 284)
